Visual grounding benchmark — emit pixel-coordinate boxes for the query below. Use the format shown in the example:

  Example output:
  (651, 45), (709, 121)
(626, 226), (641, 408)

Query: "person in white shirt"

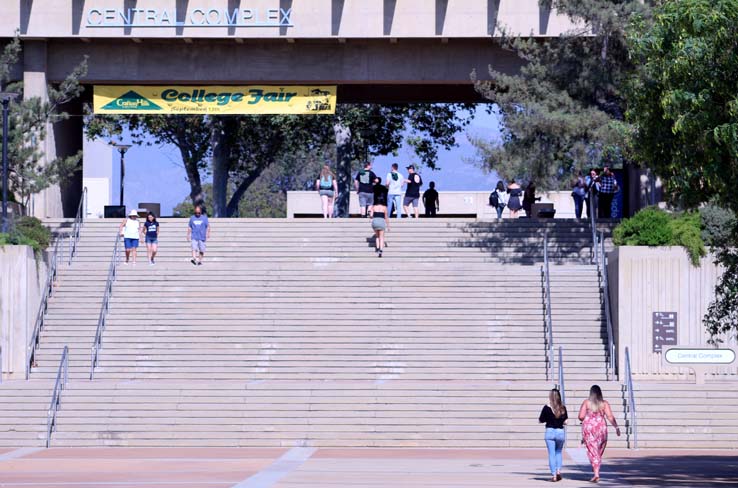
(119, 210), (142, 265)
(385, 163), (405, 220)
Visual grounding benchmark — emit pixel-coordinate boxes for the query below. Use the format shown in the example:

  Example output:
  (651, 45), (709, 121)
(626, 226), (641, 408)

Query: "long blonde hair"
(549, 388), (566, 418)
(588, 384), (604, 412)
(319, 165), (335, 180)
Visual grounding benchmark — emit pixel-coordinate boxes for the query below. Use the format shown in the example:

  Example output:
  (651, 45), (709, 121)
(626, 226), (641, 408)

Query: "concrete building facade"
(2, 0), (577, 217)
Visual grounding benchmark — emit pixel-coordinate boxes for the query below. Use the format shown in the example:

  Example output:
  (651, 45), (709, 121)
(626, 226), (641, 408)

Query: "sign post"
(652, 312), (677, 353)
(662, 346), (737, 384)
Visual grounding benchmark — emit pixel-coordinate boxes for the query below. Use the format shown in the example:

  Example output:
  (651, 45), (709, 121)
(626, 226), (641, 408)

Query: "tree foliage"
(88, 103), (474, 217)
(1, 36), (88, 210)
(626, 0), (738, 339)
(174, 145), (328, 218)
(627, 0), (738, 211)
(472, 0), (645, 189)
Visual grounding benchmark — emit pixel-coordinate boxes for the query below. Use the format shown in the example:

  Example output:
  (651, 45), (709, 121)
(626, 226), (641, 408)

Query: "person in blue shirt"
(142, 212), (160, 265)
(187, 206), (210, 266)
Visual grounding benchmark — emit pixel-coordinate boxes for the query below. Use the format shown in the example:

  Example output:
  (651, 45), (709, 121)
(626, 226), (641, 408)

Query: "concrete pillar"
(23, 40), (64, 218)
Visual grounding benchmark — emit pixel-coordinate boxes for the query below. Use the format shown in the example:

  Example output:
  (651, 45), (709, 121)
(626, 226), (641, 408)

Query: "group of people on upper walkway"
(316, 162), (440, 219)
(539, 385), (621, 483)
(488, 166), (620, 220)
(119, 206), (210, 266)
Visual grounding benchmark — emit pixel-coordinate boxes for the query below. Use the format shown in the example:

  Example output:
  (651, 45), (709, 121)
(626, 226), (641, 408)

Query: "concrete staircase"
(0, 380), (53, 447)
(630, 382), (738, 449)
(7, 217), (733, 450)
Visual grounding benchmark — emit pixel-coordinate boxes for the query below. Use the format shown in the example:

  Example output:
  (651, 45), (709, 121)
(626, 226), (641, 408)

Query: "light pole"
(1, 92), (19, 234)
(111, 143), (131, 208)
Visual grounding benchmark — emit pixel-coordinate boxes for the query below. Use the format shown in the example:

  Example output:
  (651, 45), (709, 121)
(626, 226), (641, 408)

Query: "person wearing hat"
(119, 210), (142, 265)
(403, 164), (423, 219)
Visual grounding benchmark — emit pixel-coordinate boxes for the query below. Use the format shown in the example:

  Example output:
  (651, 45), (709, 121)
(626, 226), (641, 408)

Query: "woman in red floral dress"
(578, 385), (621, 483)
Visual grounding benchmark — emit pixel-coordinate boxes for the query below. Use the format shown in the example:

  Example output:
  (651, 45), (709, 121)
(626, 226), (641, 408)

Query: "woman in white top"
(119, 210), (142, 265)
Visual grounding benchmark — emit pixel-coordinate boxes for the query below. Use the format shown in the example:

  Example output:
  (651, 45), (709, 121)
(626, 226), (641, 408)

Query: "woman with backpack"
(490, 180), (508, 219)
(315, 165), (338, 219)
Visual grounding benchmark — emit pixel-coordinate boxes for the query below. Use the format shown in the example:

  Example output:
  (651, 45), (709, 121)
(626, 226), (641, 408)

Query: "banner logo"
(94, 85), (337, 115)
(101, 90), (163, 111)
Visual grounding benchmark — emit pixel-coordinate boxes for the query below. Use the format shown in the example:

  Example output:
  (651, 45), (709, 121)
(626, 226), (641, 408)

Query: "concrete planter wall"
(608, 246), (736, 380)
(0, 246), (48, 379)
(287, 190), (578, 218)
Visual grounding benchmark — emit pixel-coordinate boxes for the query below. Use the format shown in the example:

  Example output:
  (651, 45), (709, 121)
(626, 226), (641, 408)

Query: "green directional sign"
(100, 90), (163, 112)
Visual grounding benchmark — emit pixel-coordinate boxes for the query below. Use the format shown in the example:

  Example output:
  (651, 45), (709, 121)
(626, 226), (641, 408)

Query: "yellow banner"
(93, 85), (337, 115)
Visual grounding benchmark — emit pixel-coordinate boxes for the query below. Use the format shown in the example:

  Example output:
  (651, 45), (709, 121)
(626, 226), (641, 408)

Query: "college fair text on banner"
(93, 85), (337, 115)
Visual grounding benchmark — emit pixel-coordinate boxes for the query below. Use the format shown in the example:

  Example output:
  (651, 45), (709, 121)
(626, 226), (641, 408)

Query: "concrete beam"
(41, 39), (520, 84)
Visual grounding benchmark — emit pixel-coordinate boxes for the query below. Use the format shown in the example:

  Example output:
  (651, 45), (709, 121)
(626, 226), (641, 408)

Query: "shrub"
(0, 217), (52, 254)
(613, 207), (672, 246)
(700, 204), (737, 247)
(613, 207), (705, 266)
(669, 212), (706, 266)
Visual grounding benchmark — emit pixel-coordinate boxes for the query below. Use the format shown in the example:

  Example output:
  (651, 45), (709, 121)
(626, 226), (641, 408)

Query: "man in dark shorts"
(403, 165), (423, 219)
(354, 161), (377, 218)
(423, 181), (439, 217)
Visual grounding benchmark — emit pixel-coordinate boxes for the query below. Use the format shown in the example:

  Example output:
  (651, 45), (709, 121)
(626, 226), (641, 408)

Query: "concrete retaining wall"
(608, 246), (736, 380)
(0, 246), (48, 380)
(287, 190), (577, 218)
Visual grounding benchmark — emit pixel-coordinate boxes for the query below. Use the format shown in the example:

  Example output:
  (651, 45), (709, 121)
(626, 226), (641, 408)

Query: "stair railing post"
(90, 233), (121, 380)
(557, 346), (565, 405)
(543, 229), (554, 381)
(600, 230), (616, 379)
(624, 347), (638, 449)
(46, 345), (69, 448)
(590, 190), (598, 264)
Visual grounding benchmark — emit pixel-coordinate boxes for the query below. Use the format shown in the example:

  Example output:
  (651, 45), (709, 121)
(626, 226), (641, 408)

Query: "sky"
(111, 106), (502, 215)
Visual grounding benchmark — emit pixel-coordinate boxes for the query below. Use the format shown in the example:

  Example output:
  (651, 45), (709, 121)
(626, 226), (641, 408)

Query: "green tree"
(89, 103), (474, 218)
(1, 37), (88, 211)
(173, 145), (328, 218)
(331, 104), (474, 216)
(86, 114), (211, 208)
(625, 0), (738, 339)
(471, 0), (645, 189)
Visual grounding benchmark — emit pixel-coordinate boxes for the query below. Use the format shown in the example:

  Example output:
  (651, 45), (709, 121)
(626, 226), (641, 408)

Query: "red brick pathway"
(0, 447), (736, 487)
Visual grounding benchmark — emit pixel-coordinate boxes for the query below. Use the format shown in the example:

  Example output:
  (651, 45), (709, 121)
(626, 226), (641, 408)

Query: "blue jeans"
(496, 205), (504, 219)
(544, 428), (565, 476)
(388, 194), (403, 219)
(572, 193), (585, 219)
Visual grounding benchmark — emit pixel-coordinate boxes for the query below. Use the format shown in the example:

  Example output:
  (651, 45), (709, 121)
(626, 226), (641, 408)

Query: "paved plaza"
(0, 447), (736, 487)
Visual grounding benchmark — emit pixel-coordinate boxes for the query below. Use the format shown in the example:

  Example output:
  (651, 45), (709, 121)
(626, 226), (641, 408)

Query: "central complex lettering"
(86, 7), (293, 27)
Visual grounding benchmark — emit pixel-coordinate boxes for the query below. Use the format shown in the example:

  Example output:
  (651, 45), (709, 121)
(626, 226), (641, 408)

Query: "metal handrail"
(557, 346), (565, 405)
(26, 236), (64, 379)
(68, 187), (87, 265)
(599, 230), (616, 379)
(543, 229), (554, 381)
(26, 188), (87, 379)
(624, 347), (638, 449)
(90, 233), (121, 380)
(589, 190), (598, 264)
(46, 345), (69, 448)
